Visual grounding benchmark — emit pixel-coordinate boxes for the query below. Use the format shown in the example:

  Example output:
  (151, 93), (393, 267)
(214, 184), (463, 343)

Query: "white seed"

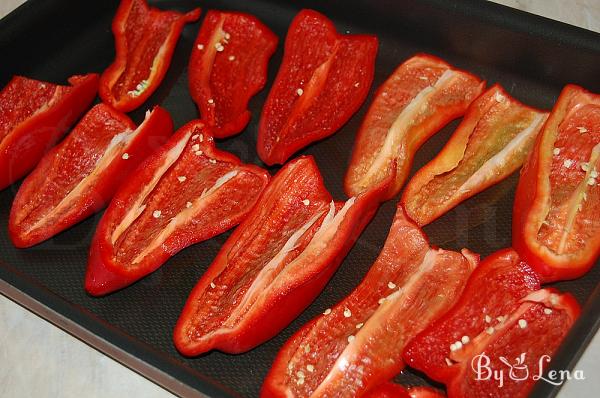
(449, 343), (457, 352)
(296, 88), (304, 96)
(485, 315), (492, 323)
(210, 282), (216, 289)
(378, 298), (386, 305)
(387, 281), (396, 289)
(209, 159), (217, 164)
(192, 134), (199, 140)
(544, 308), (553, 315)
(550, 294), (559, 305)
(588, 177), (597, 186)
(486, 327), (495, 335)
(192, 144), (200, 151)
(518, 319), (528, 329)
(583, 192), (588, 201)
(153, 210), (161, 218)
(461, 335), (470, 344)
(553, 147), (560, 156)
(445, 357), (453, 366)
(494, 92), (505, 102)
(354, 82), (360, 87)
(177, 176), (187, 182)
(199, 134), (204, 142)
(186, 201), (192, 208)
(577, 126), (588, 133)
(215, 42), (224, 52)
(347, 335), (355, 343)
(581, 162), (590, 172)
(121, 153), (129, 160)
(323, 308), (332, 315)
(454, 341), (463, 350)
(304, 344), (310, 353)
(296, 371), (305, 378)
(419, 76), (428, 80)
(306, 364), (314, 372)
(343, 308), (352, 318)
(302, 199), (310, 206)
(228, 55), (235, 61)
(208, 98), (214, 104)
(195, 150), (203, 156)
(356, 323), (364, 329)
(563, 159), (574, 168)
(296, 378), (304, 386)
(224, 32), (231, 40)
(591, 170), (599, 179)
(197, 43), (205, 50)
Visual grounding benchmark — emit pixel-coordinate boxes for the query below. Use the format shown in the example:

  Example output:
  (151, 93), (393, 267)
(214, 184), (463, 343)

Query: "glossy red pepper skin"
(261, 206), (478, 398)
(345, 54), (484, 200)
(257, 9), (377, 165)
(365, 383), (445, 398)
(173, 156), (389, 356)
(0, 74), (98, 191)
(402, 85), (548, 226)
(99, 0), (200, 112)
(189, 10), (278, 138)
(404, 250), (579, 398)
(85, 120), (270, 296)
(513, 84), (600, 282)
(9, 104), (173, 248)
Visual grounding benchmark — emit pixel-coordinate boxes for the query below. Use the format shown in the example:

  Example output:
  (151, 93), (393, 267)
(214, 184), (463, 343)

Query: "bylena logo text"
(471, 352), (585, 387)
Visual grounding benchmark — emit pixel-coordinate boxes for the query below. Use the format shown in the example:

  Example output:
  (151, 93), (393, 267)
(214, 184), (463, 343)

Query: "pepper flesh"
(404, 249), (578, 398)
(345, 54), (484, 200)
(513, 84), (600, 282)
(402, 85), (548, 225)
(173, 155), (388, 356)
(365, 383), (445, 398)
(403, 249), (540, 383)
(99, 0), (200, 112)
(257, 9), (377, 165)
(9, 104), (173, 248)
(261, 206), (478, 398)
(0, 74), (98, 190)
(85, 121), (270, 296)
(189, 10), (277, 138)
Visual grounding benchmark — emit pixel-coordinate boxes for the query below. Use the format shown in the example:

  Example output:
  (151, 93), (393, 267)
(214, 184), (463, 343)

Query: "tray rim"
(1, 0), (599, 397)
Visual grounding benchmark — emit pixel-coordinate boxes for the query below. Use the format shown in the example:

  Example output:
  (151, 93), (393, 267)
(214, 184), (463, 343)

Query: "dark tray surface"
(1, 1), (599, 397)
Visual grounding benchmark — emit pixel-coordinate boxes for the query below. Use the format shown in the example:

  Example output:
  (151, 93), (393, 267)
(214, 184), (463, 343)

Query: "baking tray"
(1, 0), (599, 397)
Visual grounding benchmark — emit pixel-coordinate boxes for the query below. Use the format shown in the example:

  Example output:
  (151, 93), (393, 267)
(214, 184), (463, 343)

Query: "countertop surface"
(1, 0), (599, 397)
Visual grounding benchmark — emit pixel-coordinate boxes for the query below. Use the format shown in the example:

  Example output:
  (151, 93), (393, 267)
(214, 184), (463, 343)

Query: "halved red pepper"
(85, 120), (270, 296)
(365, 383), (445, 398)
(261, 205), (478, 398)
(0, 73), (98, 190)
(402, 85), (548, 226)
(189, 10), (278, 138)
(404, 249), (579, 398)
(403, 249), (539, 382)
(9, 104), (173, 248)
(99, 0), (200, 112)
(345, 54), (485, 200)
(173, 155), (388, 356)
(257, 9), (378, 165)
(513, 84), (600, 282)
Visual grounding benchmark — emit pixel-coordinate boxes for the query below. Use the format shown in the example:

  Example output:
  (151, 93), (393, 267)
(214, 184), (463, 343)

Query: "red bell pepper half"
(85, 120), (270, 296)
(0, 73), (98, 190)
(513, 84), (600, 282)
(345, 54), (485, 200)
(261, 205), (478, 398)
(365, 383), (445, 398)
(173, 155), (388, 356)
(99, 0), (200, 112)
(9, 104), (173, 248)
(189, 10), (278, 138)
(257, 9), (378, 165)
(402, 85), (548, 226)
(404, 249), (579, 398)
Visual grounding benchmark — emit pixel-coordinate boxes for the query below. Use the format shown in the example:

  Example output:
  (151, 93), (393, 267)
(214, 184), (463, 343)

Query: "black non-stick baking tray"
(1, 0), (599, 397)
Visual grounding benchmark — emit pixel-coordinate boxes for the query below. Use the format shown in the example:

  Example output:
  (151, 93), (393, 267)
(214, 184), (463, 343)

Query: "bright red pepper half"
(402, 85), (548, 226)
(173, 155), (388, 356)
(261, 205), (478, 398)
(189, 10), (278, 138)
(257, 9), (377, 165)
(513, 84), (600, 282)
(345, 54), (484, 200)
(9, 104), (173, 248)
(85, 120), (270, 296)
(404, 249), (580, 398)
(0, 73), (98, 190)
(99, 0), (200, 112)
(365, 383), (445, 398)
